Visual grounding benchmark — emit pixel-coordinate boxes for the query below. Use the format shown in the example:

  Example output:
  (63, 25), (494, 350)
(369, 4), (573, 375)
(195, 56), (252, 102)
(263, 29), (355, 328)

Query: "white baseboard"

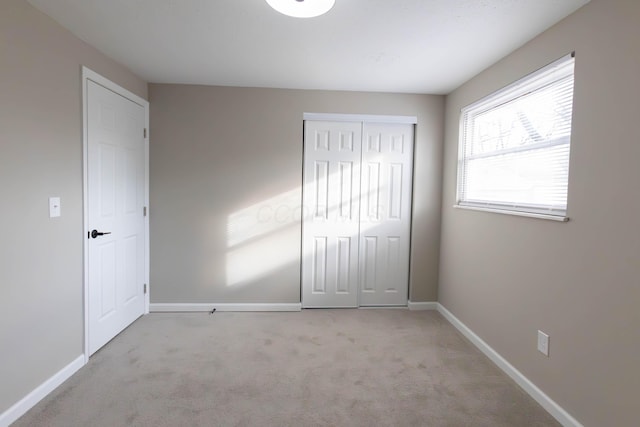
(150, 303), (302, 312)
(408, 301), (438, 310)
(436, 304), (583, 427)
(0, 355), (85, 427)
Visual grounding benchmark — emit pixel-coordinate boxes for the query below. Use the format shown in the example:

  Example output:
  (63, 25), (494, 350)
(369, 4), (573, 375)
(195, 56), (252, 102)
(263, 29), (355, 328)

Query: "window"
(457, 53), (575, 220)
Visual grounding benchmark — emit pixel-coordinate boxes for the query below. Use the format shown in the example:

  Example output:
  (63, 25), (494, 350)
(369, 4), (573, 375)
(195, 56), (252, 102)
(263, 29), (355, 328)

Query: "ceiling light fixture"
(265, 0), (335, 18)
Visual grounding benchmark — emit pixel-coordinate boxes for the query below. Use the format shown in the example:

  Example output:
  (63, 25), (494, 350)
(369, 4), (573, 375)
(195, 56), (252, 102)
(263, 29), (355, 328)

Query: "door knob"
(90, 229), (112, 239)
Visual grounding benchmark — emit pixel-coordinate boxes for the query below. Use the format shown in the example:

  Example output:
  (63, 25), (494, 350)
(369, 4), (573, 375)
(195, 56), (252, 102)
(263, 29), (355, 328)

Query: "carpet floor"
(14, 310), (559, 426)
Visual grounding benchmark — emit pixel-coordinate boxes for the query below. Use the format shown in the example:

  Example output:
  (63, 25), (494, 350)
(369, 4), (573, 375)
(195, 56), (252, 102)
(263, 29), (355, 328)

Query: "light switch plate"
(49, 197), (61, 218)
(537, 330), (550, 357)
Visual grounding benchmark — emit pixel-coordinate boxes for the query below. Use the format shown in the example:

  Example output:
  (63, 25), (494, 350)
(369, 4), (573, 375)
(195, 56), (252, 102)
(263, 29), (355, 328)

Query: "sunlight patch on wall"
(224, 172), (384, 287)
(225, 225), (300, 287)
(225, 187), (303, 287)
(227, 188), (302, 248)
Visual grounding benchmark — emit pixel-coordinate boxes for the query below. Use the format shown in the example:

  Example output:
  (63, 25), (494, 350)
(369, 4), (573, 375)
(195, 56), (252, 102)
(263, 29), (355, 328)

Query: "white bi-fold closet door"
(302, 118), (414, 308)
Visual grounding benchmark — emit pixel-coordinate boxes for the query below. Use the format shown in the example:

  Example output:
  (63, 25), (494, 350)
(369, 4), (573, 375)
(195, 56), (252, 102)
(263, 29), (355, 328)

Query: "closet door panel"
(359, 123), (414, 306)
(302, 121), (362, 307)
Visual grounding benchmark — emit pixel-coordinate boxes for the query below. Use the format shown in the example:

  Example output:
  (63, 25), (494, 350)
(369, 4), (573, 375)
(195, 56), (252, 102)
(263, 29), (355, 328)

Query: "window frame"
(455, 53), (575, 222)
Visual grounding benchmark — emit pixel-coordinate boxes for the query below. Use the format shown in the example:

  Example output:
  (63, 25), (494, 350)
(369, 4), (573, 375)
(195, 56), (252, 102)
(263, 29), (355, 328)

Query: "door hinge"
(144, 128), (147, 138)
(143, 206), (147, 217)
(144, 283), (147, 294)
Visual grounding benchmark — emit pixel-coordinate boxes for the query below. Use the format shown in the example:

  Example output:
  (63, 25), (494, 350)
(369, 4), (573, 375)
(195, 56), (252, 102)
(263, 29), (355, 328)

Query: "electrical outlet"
(537, 330), (550, 357)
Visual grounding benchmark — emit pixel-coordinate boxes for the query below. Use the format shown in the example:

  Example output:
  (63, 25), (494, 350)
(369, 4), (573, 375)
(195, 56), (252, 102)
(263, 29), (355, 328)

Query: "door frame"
(301, 113), (417, 308)
(81, 67), (150, 363)
(303, 113), (417, 124)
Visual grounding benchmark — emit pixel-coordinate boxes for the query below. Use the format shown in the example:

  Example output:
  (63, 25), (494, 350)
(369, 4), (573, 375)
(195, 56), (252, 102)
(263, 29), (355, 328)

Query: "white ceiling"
(27, 0), (589, 94)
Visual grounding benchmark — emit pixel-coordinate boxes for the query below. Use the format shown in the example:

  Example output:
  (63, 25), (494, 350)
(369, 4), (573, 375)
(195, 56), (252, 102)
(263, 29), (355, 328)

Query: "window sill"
(453, 205), (569, 222)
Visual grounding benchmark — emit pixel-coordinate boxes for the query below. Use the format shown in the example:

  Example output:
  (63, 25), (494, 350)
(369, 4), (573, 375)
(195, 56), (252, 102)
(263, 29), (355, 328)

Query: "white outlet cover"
(49, 197), (61, 218)
(537, 330), (550, 356)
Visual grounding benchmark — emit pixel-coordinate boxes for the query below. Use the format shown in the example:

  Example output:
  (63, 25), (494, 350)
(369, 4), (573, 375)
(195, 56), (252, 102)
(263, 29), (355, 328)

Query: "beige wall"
(0, 0), (147, 414)
(149, 85), (444, 304)
(439, 0), (639, 425)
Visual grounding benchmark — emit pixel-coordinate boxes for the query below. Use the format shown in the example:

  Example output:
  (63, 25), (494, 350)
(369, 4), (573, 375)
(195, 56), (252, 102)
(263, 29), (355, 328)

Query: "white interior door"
(359, 123), (414, 306)
(87, 80), (146, 355)
(302, 121), (362, 308)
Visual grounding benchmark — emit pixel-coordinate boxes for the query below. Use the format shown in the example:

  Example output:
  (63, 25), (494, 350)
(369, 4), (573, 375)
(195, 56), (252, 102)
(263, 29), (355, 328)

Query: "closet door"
(302, 121), (362, 308)
(359, 123), (414, 306)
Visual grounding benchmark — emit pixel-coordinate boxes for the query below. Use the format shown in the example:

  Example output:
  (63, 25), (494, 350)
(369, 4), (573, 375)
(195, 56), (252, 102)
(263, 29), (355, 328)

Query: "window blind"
(457, 54), (575, 218)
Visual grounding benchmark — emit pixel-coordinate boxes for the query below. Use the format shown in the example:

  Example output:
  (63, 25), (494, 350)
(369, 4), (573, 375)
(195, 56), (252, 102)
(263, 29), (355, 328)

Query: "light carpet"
(14, 310), (559, 426)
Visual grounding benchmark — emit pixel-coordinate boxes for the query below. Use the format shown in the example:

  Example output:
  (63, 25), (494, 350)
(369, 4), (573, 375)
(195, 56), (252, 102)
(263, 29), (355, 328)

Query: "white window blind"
(457, 54), (575, 220)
